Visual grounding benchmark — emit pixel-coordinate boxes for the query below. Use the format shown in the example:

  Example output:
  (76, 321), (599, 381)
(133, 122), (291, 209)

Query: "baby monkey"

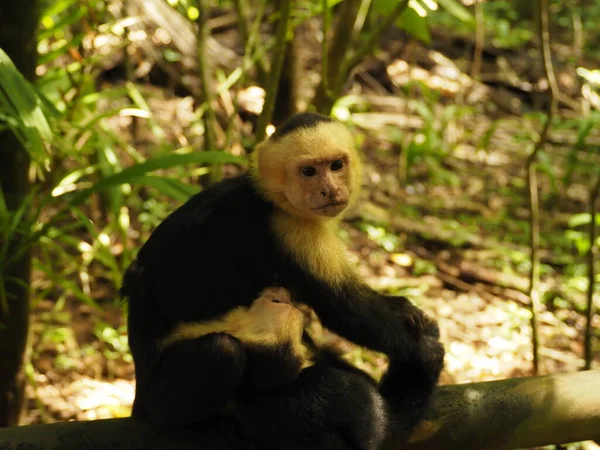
(160, 287), (444, 450)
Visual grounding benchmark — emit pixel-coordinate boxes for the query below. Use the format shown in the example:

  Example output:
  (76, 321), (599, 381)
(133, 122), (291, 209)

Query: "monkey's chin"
(312, 203), (347, 217)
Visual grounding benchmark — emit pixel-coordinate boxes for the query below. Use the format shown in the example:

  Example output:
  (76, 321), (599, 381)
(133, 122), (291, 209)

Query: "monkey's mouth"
(312, 202), (348, 216)
(314, 201), (347, 209)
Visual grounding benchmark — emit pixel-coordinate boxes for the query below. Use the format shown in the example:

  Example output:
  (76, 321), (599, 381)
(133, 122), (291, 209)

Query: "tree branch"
(1, 372), (599, 450)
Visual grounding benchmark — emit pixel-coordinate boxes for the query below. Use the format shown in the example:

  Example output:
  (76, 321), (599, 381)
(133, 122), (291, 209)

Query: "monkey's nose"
(271, 287), (292, 304)
(319, 190), (328, 197)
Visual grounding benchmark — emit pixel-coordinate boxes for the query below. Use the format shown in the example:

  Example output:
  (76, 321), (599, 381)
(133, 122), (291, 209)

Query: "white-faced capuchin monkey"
(157, 287), (444, 450)
(121, 112), (444, 437)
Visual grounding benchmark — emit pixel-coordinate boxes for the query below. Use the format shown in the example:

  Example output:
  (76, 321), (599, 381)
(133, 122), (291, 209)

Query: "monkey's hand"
(416, 333), (445, 383)
(379, 322), (445, 439)
(382, 297), (444, 379)
(387, 296), (440, 340)
(385, 325), (445, 385)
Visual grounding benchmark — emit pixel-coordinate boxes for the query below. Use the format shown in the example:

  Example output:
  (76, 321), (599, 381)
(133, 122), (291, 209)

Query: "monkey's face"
(247, 287), (305, 344)
(284, 156), (351, 218)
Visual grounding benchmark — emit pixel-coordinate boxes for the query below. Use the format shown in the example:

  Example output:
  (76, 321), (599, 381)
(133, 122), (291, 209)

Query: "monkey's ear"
(251, 141), (287, 192)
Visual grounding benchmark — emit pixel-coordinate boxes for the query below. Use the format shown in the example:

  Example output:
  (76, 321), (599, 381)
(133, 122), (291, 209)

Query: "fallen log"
(0, 371), (599, 450)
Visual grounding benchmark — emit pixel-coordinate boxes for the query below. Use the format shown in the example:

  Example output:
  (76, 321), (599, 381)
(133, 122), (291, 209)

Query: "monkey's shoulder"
(178, 174), (271, 223)
(137, 174), (272, 257)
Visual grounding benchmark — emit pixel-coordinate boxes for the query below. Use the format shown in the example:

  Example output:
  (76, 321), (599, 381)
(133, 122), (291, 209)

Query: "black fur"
(122, 113), (444, 444)
(235, 342), (389, 450)
(269, 112), (333, 140)
(148, 327), (443, 450)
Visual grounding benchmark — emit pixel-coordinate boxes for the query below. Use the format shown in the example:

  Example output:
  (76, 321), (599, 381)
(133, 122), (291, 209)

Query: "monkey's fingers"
(418, 335), (445, 382)
(388, 297), (430, 336)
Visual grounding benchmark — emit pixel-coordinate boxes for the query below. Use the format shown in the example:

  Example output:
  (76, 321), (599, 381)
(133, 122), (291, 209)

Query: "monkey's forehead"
(270, 112), (334, 140)
(268, 122), (355, 160)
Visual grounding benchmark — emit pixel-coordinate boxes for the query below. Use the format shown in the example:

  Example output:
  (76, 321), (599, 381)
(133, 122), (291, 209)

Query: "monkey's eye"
(301, 167), (317, 177)
(271, 299), (282, 304)
(331, 159), (344, 171)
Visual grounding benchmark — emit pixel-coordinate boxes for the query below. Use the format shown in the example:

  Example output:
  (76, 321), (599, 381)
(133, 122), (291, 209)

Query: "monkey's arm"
(292, 273), (436, 358)
(144, 333), (246, 427)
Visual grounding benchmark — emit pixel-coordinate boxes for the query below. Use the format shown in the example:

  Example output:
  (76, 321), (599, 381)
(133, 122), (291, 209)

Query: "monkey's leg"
(143, 333), (246, 427)
(237, 362), (386, 450)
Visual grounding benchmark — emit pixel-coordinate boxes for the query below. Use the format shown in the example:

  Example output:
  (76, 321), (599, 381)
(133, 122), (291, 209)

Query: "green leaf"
(436, 0), (474, 24)
(397, 7), (431, 44)
(135, 176), (199, 201)
(38, 34), (84, 65)
(371, 0), (401, 16)
(478, 120), (500, 151)
(55, 150), (246, 206)
(41, 0), (81, 23)
(125, 82), (165, 141)
(38, 4), (87, 41)
(0, 47), (53, 154)
(95, 138), (126, 220)
(568, 213), (600, 228)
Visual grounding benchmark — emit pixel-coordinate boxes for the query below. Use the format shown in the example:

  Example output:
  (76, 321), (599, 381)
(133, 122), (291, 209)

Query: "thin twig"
(539, 1), (559, 101)
(352, 0), (372, 40)
(233, 0), (249, 52)
(224, 0), (266, 151)
(527, 0), (560, 375)
(338, 0), (410, 89)
(321, 0), (330, 97)
(195, 1), (219, 181)
(255, 0), (293, 143)
(470, 0), (484, 80)
(571, 4), (583, 58)
(313, 0), (362, 113)
(233, 0), (268, 83)
(526, 141), (543, 376)
(584, 171), (600, 370)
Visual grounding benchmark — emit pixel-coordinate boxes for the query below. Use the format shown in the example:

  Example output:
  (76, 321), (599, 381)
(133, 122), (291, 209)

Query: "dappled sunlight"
(28, 376), (134, 423)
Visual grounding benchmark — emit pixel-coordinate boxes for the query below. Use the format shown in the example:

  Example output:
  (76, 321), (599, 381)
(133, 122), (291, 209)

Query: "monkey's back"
(125, 174), (283, 418)
(130, 174), (280, 325)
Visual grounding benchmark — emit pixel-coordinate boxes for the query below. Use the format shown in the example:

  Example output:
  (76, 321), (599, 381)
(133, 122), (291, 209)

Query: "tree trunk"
(0, 0), (39, 427)
(0, 371), (598, 449)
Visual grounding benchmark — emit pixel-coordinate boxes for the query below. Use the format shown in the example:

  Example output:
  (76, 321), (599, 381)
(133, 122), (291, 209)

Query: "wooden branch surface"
(387, 370), (600, 450)
(1, 371), (599, 450)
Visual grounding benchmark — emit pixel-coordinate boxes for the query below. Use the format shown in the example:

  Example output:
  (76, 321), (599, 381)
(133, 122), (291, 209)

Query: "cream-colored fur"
(250, 121), (363, 216)
(249, 120), (363, 287)
(272, 213), (353, 287)
(160, 305), (313, 368)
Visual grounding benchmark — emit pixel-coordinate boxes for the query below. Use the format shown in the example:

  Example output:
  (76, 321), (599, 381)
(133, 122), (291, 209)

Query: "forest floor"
(20, 13), (600, 449)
